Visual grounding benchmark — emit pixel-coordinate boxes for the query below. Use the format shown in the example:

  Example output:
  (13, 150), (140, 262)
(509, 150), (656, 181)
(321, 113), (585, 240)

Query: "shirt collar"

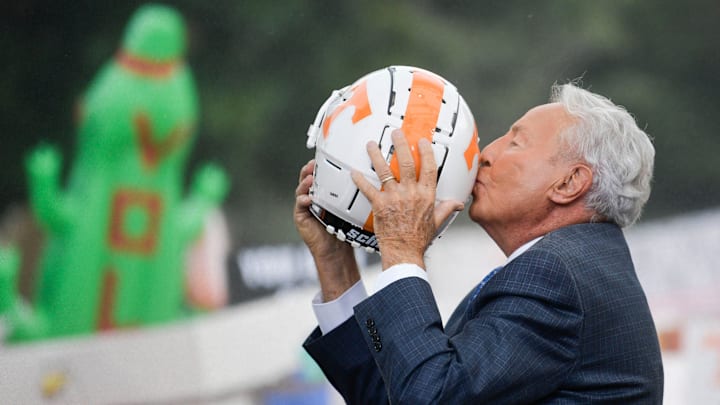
(505, 236), (544, 266)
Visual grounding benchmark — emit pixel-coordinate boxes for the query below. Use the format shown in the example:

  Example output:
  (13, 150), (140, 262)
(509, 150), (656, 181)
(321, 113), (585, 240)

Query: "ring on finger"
(380, 175), (396, 185)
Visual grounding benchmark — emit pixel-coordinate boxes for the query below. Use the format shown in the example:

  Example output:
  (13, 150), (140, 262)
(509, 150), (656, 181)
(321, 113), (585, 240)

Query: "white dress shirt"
(312, 236), (544, 335)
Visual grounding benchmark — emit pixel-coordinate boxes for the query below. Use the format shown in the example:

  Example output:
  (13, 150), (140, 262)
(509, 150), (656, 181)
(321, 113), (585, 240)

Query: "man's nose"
(478, 152), (490, 168)
(479, 138), (500, 167)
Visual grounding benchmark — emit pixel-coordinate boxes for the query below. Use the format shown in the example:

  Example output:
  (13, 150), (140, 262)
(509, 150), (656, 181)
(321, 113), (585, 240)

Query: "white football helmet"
(306, 66), (480, 253)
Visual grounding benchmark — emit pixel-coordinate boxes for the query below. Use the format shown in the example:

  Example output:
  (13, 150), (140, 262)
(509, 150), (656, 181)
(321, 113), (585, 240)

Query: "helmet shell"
(306, 66), (480, 252)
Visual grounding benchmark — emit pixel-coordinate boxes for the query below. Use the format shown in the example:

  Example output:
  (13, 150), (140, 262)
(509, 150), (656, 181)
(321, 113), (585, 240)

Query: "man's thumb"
(433, 200), (465, 230)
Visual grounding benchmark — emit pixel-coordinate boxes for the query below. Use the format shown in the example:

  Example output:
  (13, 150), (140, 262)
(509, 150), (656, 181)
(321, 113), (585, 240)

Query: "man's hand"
(352, 130), (464, 270)
(294, 159), (339, 258)
(294, 160), (360, 301)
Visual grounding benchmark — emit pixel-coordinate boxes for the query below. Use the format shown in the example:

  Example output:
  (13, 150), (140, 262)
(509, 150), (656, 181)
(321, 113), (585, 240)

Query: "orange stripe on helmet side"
(322, 81), (372, 138)
(464, 124), (480, 170)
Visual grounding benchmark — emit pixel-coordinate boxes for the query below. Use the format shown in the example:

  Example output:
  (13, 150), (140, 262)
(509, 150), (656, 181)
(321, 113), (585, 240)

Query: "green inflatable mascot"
(0, 4), (228, 342)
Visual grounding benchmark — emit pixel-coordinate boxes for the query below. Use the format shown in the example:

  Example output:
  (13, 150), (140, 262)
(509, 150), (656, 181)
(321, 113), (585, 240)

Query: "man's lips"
(472, 179), (483, 197)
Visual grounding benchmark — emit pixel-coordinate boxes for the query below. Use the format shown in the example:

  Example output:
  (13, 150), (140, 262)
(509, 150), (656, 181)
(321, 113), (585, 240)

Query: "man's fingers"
(295, 173), (313, 197)
(418, 137), (438, 187)
(351, 170), (380, 202)
(433, 199), (465, 230)
(299, 159), (315, 183)
(366, 141), (396, 188)
(391, 130), (416, 182)
(295, 193), (312, 210)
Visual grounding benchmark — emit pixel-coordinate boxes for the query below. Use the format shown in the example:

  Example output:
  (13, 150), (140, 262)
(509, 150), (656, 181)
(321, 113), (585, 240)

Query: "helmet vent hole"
(325, 159), (342, 170)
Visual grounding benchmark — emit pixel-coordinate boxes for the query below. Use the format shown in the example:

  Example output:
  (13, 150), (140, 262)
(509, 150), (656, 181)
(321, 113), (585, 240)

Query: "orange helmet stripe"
(390, 70), (445, 180)
(322, 81), (373, 138)
(464, 124), (480, 170)
(363, 211), (374, 233)
(363, 70), (445, 232)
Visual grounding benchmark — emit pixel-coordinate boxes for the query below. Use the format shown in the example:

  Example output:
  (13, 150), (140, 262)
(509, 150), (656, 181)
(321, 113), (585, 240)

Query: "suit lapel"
(444, 289), (475, 336)
(444, 265), (505, 336)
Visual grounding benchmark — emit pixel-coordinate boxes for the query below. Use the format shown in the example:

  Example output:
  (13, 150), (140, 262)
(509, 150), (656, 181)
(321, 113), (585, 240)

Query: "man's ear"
(548, 164), (593, 205)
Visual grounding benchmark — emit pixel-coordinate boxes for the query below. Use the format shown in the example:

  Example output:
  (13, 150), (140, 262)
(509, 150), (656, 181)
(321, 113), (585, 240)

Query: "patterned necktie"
(465, 266), (503, 317)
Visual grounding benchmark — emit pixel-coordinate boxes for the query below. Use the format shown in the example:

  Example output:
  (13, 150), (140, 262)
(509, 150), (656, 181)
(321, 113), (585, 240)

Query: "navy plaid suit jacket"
(304, 222), (664, 404)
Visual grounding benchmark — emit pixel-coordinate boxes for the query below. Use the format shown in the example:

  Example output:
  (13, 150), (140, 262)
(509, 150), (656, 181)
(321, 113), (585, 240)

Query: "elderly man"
(294, 83), (664, 403)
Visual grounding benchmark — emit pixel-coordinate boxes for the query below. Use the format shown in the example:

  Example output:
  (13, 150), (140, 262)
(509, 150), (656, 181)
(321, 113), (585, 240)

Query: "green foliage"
(2, 0), (718, 245)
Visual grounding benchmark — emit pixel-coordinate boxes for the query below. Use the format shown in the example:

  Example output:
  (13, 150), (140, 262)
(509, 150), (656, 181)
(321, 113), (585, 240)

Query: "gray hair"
(550, 82), (655, 227)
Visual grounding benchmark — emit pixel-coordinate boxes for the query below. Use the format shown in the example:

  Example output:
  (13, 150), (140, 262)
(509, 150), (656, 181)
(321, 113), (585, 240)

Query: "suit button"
(368, 326), (377, 335)
(372, 334), (381, 343)
(366, 318), (375, 328)
(373, 342), (382, 352)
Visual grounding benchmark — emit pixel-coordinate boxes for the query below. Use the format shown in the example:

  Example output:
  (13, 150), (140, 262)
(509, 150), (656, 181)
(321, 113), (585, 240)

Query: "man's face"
(469, 103), (575, 228)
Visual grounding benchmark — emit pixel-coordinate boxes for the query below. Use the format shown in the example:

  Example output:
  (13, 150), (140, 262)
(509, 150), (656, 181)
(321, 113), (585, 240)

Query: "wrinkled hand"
(294, 160), (342, 257)
(352, 130), (463, 270)
(294, 160), (359, 301)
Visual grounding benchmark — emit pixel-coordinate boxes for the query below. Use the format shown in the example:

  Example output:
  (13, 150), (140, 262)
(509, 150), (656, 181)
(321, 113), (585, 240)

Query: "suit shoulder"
(539, 222), (625, 249)
(532, 223), (630, 265)
(497, 246), (581, 311)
